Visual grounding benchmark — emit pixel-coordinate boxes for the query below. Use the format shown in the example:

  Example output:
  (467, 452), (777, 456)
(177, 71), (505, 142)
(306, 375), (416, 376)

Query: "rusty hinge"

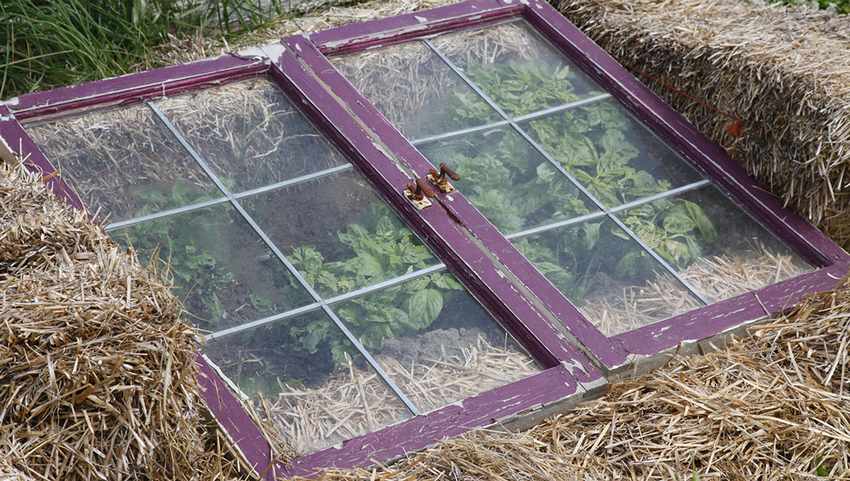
(427, 162), (460, 193)
(404, 177), (436, 210)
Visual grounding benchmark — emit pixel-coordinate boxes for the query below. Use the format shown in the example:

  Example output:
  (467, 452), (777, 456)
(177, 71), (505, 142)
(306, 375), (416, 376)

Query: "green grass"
(0, 0), (293, 99)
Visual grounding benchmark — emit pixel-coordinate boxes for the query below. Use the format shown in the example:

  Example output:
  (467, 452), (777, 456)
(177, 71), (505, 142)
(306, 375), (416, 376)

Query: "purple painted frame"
(290, 0), (850, 369)
(0, 16), (601, 478)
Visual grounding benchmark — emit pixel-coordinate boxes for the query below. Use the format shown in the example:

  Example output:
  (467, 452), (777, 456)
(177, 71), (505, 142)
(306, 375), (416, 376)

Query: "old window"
(2, 0), (846, 478)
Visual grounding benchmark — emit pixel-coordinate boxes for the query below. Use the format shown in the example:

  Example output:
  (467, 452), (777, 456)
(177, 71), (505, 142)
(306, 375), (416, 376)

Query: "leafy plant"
(289, 206), (463, 364)
(421, 128), (594, 235)
(440, 61), (718, 301)
(619, 197), (717, 269)
(454, 63), (584, 118)
(131, 179), (214, 216)
(119, 208), (299, 330)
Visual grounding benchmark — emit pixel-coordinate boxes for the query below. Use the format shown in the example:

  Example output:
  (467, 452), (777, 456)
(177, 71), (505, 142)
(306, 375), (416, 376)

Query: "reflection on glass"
(241, 170), (438, 298)
(617, 186), (812, 303)
(25, 104), (218, 223)
(417, 126), (598, 234)
(431, 20), (602, 116)
(521, 98), (702, 208)
(335, 276), (540, 413)
(514, 218), (703, 336)
(154, 77), (346, 192)
(204, 310), (410, 456)
(332, 41), (500, 141)
(113, 203), (311, 331)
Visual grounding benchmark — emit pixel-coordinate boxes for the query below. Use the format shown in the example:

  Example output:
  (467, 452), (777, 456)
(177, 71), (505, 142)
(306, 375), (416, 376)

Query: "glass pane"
(335, 275), (540, 413)
(112, 203), (312, 332)
(204, 310), (410, 456)
(241, 170), (438, 298)
(25, 104), (218, 223)
(513, 218), (703, 336)
(153, 77), (346, 193)
(431, 20), (603, 117)
(520, 98), (702, 208)
(416, 126), (598, 235)
(617, 186), (813, 303)
(332, 41), (500, 142)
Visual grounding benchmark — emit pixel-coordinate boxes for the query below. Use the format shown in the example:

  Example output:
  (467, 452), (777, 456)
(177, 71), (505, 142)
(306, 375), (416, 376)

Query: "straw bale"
(0, 162), (106, 271)
(556, 0), (850, 250)
(0, 160), (246, 480)
(0, 459), (32, 481)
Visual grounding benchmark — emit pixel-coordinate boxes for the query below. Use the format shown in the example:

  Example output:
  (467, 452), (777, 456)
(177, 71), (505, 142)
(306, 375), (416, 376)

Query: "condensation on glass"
(332, 18), (813, 336)
(22, 75), (539, 455)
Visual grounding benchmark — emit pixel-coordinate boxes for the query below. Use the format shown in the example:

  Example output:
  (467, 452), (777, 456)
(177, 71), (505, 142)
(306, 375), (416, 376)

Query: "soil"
(381, 327), (490, 366)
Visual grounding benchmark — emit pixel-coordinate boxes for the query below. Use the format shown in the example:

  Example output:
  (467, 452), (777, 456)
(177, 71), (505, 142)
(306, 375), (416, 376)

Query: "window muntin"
(203, 309), (411, 456)
(111, 202), (313, 331)
(239, 169), (439, 298)
(617, 185), (811, 303)
(331, 18), (814, 335)
(331, 39), (500, 141)
(432, 20), (602, 117)
(25, 103), (219, 224)
(153, 78), (347, 192)
(21, 75), (540, 456)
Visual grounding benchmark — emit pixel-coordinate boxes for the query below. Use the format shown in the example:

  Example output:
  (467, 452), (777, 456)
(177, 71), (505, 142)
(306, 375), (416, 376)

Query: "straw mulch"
(557, 0), (850, 250)
(268, 333), (538, 456)
(304, 275), (850, 481)
(0, 161), (246, 481)
(584, 246), (810, 336)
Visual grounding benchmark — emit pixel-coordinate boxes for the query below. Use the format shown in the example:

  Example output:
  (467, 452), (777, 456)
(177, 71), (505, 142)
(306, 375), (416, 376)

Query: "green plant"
(454, 63), (584, 117)
(0, 0), (292, 99)
(131, 179), (214, 216)
(288, 207), (463, 364)
(441, 61), (717, 299)
(619, 197), (717, 269)
(119, 207), (303, 330)
(422, 129), (594, 235)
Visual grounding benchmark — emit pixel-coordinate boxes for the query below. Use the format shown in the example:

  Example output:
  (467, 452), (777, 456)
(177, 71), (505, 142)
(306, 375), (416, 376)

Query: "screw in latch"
(427, 162), (460, 193)
(404, 177), (436, 210)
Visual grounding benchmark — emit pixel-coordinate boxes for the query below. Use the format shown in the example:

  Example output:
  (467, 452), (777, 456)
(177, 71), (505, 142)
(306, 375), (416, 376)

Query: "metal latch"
(404, 178), (436, 210)
(427, 162), (460, 193)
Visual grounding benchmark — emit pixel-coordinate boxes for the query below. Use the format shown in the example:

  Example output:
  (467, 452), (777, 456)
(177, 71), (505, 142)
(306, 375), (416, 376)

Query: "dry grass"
(557, 0), (850, 250)
(0, 161), (247, 481)
(305, 277), (850, 481)
(153, 77), (343, 191)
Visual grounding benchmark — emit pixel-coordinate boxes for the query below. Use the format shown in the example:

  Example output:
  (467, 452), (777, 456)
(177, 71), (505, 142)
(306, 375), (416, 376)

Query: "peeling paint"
(561, 358), (588, 376)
